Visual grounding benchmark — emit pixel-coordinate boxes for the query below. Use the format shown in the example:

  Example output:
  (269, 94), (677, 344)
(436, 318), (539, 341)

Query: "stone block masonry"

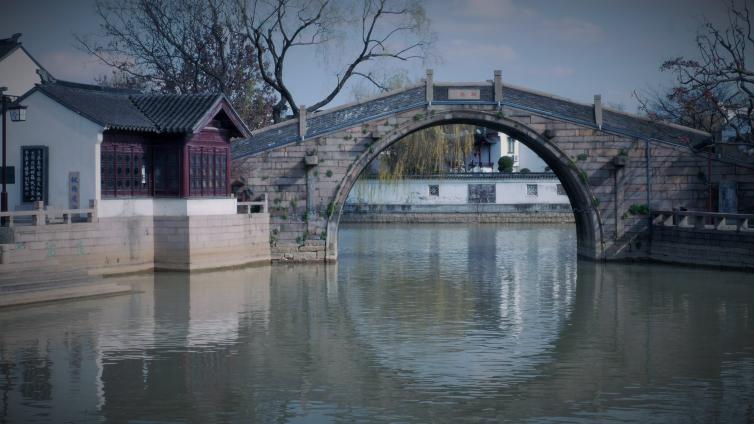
(1, 213), (270, 274)
(233, 76), (754, 264)
(0, 213), (271, 306)
(651, 225), (754, 270)
(154, 214), (270, 271)
(234, 105), (754, 263)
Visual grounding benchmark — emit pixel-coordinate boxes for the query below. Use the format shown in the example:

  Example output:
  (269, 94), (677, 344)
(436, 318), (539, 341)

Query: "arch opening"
(326, 109), (603, 261)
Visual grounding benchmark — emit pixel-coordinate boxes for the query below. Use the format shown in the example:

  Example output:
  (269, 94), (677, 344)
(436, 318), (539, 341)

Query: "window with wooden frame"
(101, 143), (151, 198)
(188, 146), (228, 197)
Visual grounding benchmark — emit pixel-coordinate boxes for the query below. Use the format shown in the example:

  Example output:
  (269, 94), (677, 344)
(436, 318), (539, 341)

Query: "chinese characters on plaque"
(448, 88), (481, 100)
(21, 146), (48, 203)
(69, 171), (80, 209)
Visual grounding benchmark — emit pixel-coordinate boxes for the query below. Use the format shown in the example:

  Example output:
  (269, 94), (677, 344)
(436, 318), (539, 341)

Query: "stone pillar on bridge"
(494, 70), (502, 105)
(593, 95), (603, 130)
(299, 105), (307, 140)
(425, 69), (433, 107)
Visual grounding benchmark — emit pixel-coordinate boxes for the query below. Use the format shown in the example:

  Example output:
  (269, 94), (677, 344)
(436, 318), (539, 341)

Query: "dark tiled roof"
(0, 34), (20, 60)
(29, 80), (238, 135)
(132, 93), (221, 133)
(38, 81), (155, 132)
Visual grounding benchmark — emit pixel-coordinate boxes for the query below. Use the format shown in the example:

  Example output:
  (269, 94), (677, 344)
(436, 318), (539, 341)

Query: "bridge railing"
(652, 210), (753, 232)
(0, 201), (97, 228)
(237, 195), (268, 215)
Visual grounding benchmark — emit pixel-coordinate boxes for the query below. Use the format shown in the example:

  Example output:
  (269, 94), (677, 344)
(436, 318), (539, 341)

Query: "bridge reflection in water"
(0, 223), (753, 423)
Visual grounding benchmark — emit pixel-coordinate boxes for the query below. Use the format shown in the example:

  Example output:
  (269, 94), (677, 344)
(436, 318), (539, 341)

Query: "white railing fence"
(0, 201), (97, 228)
(237, 194), (268, 215)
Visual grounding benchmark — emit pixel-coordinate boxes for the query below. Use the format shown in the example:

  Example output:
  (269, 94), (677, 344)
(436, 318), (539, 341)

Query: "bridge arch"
(326, 109), (604, 261)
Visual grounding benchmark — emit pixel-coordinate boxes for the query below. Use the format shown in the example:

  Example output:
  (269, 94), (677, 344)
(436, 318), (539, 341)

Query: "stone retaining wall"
(0, 213), (271, 276)
(650, 225), (754, 269)
(154, 214), (270, 271)
(0, 217), (155, 275)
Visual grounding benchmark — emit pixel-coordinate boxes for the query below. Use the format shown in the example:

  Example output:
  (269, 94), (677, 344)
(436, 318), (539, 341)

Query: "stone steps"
(0, 266), (134, 307)
(0, 281), (132, 307)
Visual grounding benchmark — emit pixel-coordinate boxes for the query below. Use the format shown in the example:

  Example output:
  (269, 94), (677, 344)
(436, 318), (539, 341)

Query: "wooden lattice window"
(101, 143), (151, 198)
(189, 146), (229, 197)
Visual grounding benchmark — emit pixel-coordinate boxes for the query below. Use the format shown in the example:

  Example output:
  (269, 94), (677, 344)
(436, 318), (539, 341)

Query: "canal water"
(1, 223), (753, 423)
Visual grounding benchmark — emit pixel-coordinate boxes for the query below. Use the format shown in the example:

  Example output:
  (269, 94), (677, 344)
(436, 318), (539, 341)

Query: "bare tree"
(236, 0), (434, 121)
(635, 85), (729, 136)
(647, 0), (754, 143)
(95, 68), (149, 90)
(77, 0), (276, 130)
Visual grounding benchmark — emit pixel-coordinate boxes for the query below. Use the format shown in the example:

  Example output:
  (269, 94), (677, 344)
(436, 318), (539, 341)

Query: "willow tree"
(376, 125), (476, 180)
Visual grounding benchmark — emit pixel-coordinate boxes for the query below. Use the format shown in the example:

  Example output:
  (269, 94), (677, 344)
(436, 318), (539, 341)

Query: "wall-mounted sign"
(448, 88), (481, 100)
(21, 146), (48, 204)
(69, 171), (80, 209)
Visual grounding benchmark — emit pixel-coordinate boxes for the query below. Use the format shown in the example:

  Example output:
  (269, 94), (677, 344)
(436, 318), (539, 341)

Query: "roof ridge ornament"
(36, 68), (55, 85)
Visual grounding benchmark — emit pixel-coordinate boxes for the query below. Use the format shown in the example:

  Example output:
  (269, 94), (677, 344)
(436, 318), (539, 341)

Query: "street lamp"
(1, 86), (28, 216)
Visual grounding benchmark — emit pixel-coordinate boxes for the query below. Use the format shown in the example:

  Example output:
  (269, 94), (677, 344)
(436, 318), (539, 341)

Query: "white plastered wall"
(0, 48), (42, 97)
(5, 91), (103, 211)
(347, 178), (569, 205)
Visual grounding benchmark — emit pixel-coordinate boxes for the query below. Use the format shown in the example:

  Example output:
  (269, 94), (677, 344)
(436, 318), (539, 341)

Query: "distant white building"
(498, 133), (548, 172)
(345, 173), (570, 214)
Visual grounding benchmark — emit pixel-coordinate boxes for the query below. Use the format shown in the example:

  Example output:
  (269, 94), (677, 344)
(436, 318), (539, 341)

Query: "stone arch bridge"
(232, 71), (754, 262)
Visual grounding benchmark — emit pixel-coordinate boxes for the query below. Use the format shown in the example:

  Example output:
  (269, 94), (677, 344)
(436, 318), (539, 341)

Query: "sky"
(0, 0), (738, 114)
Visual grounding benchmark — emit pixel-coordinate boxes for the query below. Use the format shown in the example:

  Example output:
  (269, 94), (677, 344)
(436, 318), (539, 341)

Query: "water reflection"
(0, 223), (752, 423)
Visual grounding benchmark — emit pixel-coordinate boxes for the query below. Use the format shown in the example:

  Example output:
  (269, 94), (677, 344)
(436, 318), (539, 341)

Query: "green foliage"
(519, 168), (531, 173)
(576, 153), (589, 161)
(628, 204), (649, 216)
(579, 169), (589, 184)
(377, 125), (476, 180)
(325, 169), (333, 178)
(320, 230), (327, 240)
(498, 156), (514, 173)
(327, 201), (336, 218)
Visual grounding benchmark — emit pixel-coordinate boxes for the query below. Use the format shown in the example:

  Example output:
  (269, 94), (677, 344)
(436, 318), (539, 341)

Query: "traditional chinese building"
(7, 79), (248, 217)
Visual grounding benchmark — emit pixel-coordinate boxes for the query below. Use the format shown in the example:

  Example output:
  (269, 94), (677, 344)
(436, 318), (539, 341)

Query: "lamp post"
(1, 87), (28, 216)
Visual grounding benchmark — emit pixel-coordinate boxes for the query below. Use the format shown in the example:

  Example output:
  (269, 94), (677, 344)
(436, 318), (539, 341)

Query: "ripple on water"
(1, 223), (753, 423)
